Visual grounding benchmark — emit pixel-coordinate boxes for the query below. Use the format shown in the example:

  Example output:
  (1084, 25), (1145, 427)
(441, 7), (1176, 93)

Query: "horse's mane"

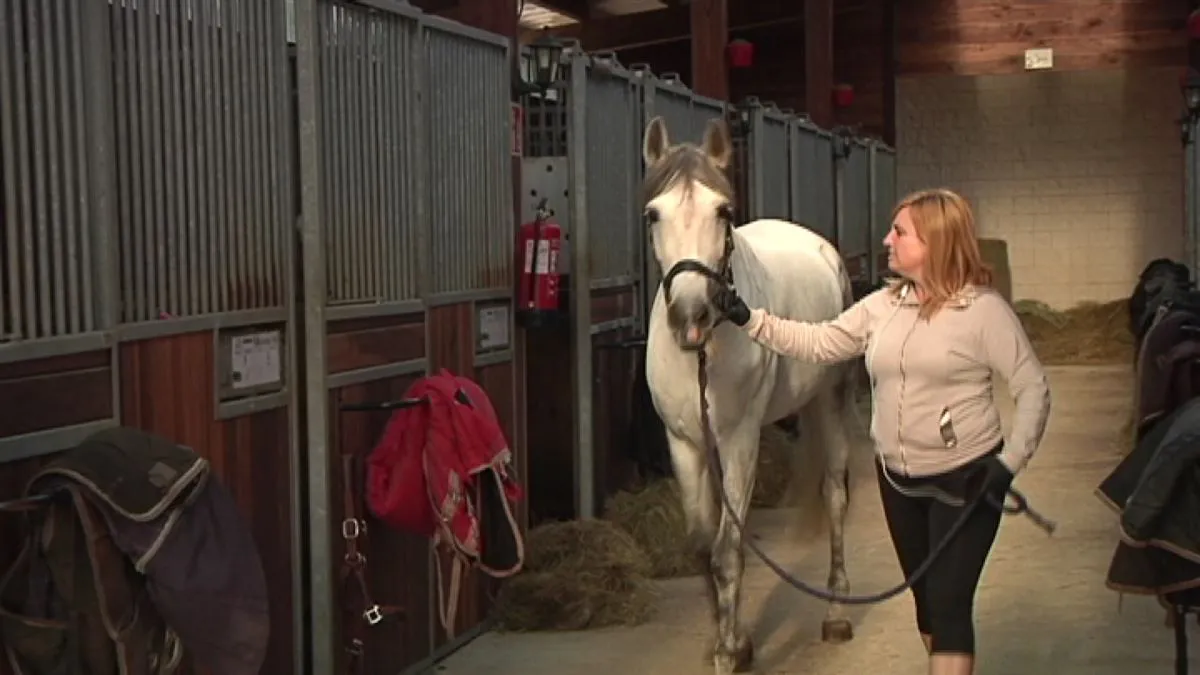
(641, 143), (734, 206)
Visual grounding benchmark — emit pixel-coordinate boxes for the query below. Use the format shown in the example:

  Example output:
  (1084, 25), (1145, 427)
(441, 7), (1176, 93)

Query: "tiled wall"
(895, 67), (1184, 309)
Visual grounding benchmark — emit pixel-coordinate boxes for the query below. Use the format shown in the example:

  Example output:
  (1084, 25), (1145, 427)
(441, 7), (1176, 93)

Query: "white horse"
(641, 115), (862, 674)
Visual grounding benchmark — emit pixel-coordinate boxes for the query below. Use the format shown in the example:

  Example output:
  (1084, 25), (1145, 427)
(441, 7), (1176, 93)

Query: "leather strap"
(340, 453), (402, 675)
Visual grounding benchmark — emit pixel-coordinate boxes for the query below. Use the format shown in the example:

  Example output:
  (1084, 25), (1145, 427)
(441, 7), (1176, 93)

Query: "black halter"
(660, 222), (737, 309)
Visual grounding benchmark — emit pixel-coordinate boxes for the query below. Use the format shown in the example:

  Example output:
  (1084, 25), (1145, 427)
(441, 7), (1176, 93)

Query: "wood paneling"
(328, 376), (432, 675)
(591, 329), (641, 514)
(327, 314), (425, 373)
(590, 287), (636, 324)
(120, 331), (296, 675)
(898, 0), (1190, 77)
(0, 350), (114, 438)
(523, 321), (575, 525)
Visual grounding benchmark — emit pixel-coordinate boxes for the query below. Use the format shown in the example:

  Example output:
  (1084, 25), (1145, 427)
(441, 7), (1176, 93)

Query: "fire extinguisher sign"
(523, 239), (553, 274)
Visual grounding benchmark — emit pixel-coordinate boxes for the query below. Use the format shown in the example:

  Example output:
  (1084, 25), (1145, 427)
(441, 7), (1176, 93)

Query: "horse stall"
(0, 0), (301, 673)
(731, 100), (893, 296)
(293, 3), (522, 673)
(521, 50), (658, 522)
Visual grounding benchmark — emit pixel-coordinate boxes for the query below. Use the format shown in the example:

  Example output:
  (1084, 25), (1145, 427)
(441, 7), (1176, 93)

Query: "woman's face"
(883, 206), (928, 282)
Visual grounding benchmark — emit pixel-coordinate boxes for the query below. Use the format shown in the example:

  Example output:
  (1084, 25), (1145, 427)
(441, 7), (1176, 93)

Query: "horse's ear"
(643, 116), (670, 167)
(701, 118), (732, 170)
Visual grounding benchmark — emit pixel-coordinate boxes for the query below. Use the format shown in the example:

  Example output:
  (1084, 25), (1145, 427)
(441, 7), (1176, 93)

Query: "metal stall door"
(836, 137), (872, 286)
(789, 118), (836, 244)
(744, 98), (791, 221)
(870, 142), (897, 285)
(583, 54), (643, 331)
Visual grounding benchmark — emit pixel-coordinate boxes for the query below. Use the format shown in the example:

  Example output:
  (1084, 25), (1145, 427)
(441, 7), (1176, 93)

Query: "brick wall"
(895, 67), (1185, 309)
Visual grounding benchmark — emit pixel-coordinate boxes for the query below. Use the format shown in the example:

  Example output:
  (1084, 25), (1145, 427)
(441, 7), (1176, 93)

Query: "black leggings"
(876, 450), (1006, 655)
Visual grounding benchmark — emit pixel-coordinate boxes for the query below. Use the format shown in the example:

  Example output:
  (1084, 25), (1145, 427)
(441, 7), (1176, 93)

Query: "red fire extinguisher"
(516, 198), (563, 328)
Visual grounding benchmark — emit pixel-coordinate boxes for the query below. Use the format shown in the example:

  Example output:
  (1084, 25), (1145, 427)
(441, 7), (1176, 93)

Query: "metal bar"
(474, 349), (513, 367)
(0, 3), (19, 341)
(215, 390), (291, 420)
(148, 0), (168, 316)
(567, 53), (594, 519)
(27, 1), (50, 337)
(0, 418), (120, 463)
(323, 299), (424, 321)
(233, 0), (251, 310)
(412, 17), (430, 302)
(368, 16), (386, 305)
(0, 330), (114, 366)
(130, 0), (150, 321)
(294, 0), (335, 672)
(590, 317), (636, 335)
(164, 0), (182, 316)
(216, 0), (232, 312)
(199, 0), (215, 315)
(181, 0), (199, 317)
(46, 0), (67, 335)
(114, 307), (288, 342)
(13, 2), (34, 337)
(248, 0), (268, 310)
(79, 0), (109, 334)
(327, 3), (345, 305)
(350, 0), (424, 19)
(423, 287), (511, 307)
(380, 16), (400, 302)
(326, 358), (428, 390)
(589, 275), (636, 290)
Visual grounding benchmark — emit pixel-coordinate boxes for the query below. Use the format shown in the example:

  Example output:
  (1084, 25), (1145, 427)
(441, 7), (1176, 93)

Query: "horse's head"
(642, 116), (735, 351)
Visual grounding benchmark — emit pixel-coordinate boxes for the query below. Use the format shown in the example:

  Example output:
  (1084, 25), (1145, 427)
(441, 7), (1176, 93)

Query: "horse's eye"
(643, 208), (659, 226)
(716, 205), (733, 222)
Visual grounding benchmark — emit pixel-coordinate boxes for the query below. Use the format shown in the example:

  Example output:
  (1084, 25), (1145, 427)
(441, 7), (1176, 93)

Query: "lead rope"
(694, 349), (1056, 605)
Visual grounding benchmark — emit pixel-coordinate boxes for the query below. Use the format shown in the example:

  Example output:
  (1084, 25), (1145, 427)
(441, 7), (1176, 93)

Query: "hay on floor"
(1014, 298), (1133, 365)
(603, 478), (701, 579)
(602, 421), (798, 579)
(493, 519), (658, 632)
(753, 423), (795, 508)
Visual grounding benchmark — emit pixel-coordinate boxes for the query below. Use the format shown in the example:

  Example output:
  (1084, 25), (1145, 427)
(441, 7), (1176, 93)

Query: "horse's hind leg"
(710, 424), (759, 675)
(806, 380), (855, 643)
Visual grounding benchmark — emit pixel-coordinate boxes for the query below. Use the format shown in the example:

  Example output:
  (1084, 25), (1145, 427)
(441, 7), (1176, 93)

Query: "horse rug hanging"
(365, 369), (525, 636)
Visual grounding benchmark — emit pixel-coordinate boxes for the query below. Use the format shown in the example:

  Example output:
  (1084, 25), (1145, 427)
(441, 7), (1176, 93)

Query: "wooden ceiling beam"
(522, 0), (868, 51)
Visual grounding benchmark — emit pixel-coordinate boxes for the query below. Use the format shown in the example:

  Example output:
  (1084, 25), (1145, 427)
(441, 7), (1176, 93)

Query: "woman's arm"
(977, 295), (1052, 474)
(741, 295), (875, 364)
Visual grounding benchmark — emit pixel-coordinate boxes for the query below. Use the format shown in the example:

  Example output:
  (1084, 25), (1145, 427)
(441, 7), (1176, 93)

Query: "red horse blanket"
(366, 369), (525, 636)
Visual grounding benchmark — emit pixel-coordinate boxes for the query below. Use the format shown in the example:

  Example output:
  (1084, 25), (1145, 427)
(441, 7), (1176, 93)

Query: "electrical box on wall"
(1024, 48), (1053, 71)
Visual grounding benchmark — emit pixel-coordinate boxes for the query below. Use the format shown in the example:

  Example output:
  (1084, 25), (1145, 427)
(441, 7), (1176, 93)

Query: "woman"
(718, 188), (1051, 675)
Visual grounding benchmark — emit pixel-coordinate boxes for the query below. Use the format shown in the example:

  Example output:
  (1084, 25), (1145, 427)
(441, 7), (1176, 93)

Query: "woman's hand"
(714, 287), (751, 326)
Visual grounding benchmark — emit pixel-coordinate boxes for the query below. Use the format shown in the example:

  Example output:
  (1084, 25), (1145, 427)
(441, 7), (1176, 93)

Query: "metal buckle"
(364, 605), (383, 625)
(342, 518), (364, 540)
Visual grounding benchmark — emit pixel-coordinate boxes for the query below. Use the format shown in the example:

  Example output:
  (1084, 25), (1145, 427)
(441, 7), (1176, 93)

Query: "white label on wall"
(230, 331), (282, 390)
(478, 305), (511, 351)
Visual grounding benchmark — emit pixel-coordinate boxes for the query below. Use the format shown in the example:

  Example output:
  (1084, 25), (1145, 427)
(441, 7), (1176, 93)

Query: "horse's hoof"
(712, 637), (754, 673)
(821, 618), (854, 643)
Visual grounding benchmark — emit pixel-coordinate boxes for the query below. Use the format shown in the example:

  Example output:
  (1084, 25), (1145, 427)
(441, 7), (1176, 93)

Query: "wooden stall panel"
(330, 375), (432, 675)
(324, 312), (431, 673)
(0, 351), (114, 444)
(589, 287), (640, 512)
(119, 331), (295, 675)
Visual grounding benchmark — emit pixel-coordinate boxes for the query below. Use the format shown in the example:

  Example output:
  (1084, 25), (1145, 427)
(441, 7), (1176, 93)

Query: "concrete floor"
(437, 365), (1191, 675)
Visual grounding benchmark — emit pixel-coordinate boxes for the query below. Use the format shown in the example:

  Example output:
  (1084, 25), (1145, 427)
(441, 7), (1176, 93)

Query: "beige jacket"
(744, 283), (1052, 477)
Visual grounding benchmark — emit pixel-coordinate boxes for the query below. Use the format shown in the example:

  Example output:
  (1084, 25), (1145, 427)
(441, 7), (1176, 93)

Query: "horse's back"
(737, 219), (848, 322)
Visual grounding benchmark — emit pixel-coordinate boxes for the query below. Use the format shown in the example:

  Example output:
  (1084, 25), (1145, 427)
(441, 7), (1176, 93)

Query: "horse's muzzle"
(667, 294), (717, 349)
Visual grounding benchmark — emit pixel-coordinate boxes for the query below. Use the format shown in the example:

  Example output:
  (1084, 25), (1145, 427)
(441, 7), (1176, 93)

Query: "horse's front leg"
(710, 424), (759, 675)
(664, 429), (719, 622)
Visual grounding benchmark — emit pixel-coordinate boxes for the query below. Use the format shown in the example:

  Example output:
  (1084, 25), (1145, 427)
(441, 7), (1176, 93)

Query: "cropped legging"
(876, 447), (1006, 655)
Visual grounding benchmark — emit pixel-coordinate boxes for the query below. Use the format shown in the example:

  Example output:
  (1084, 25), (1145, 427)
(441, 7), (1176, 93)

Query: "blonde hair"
(887, 188), (992, 319)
